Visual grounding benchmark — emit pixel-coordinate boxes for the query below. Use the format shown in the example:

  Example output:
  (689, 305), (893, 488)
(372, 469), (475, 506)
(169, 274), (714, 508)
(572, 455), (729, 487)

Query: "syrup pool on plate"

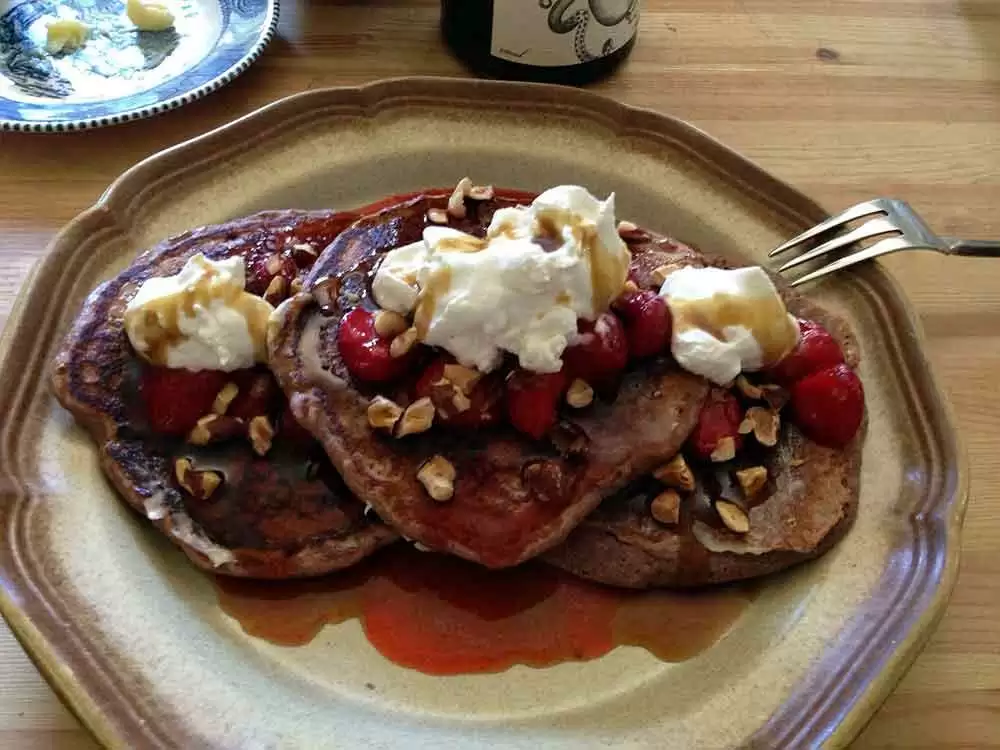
(216, 546), (755, 675)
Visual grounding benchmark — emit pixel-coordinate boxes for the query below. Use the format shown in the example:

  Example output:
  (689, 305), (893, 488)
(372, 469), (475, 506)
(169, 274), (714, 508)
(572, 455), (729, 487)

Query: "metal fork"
(769, 198), (1000, 286)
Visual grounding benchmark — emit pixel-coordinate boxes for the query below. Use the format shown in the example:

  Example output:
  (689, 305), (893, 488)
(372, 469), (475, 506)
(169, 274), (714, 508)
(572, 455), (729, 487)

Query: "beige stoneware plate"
(0, 78), (966, 749)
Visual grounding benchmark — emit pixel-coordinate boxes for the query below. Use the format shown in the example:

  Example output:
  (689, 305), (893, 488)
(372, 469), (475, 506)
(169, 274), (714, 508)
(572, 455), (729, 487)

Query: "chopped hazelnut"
(652, 265), (674, 285)
(452, 390), (472, 413)
(174, 457), (223, 500)
(623, 279), (639, 293)
(417, 455), (456, 502)
(715, 499), (750, 534)
(447, 177), (473, 218)
(212, 382), (239, 415)
(367, 396), (403, 432)
(565, 378), (594, 408)
(442, 363), (481, 393)
(290, 277), (304, 294)
(389, 327), (419, 358)
(653, 454), (696, 492)
(468, 184), (495, 201)
(265, 253), (283, 276)
(427, 208), (449, 224)
(738, 406), (780, 447)
(374, 309), (409, 338)
(248, 415), (275, 456)
(650, 489), (681, 525)
(264, 275), (287, 305)
(710, 436), (737, 463)
(395, 397), (435, 437)
(617, 220), (639, 235)
(735, 375), (763, 400)
(736, 466), (768, 498)
(188, 414), (244, 446)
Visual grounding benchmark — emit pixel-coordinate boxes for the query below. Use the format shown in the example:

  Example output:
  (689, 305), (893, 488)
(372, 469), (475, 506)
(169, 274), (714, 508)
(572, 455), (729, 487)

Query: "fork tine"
(768, 201), (886, 257)
(776, 217), (900, 273)
(789, 236), (911, 287)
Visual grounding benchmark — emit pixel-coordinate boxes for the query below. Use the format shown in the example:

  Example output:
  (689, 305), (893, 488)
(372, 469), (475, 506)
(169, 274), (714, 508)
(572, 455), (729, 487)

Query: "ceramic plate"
(0, 79), (966, 748)
(0, 0), (277, 131)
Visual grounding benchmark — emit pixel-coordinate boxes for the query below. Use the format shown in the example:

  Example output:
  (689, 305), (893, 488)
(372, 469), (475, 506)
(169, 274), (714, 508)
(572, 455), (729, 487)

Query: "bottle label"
(491, 0), (640, 68)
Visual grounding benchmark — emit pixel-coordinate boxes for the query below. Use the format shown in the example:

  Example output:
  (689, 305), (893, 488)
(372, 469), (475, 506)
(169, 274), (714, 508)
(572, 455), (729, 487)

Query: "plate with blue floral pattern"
(0, 0), (277, 131)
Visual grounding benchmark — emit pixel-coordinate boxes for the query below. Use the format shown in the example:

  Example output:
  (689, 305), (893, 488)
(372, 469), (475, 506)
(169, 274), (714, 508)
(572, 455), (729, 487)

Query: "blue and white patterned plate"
(0, 0), (277, 131)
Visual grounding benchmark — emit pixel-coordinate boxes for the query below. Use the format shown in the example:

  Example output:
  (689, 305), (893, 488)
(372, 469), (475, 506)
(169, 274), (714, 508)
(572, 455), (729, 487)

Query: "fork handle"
(942, 238), (1000, 257)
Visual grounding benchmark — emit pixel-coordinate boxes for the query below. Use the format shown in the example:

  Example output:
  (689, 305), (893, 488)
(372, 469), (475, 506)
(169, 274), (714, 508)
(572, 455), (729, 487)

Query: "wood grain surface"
(1, 0), (998, 747)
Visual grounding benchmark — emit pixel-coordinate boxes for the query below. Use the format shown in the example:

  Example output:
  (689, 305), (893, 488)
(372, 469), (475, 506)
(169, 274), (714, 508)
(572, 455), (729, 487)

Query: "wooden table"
(1, 0), (998, 747)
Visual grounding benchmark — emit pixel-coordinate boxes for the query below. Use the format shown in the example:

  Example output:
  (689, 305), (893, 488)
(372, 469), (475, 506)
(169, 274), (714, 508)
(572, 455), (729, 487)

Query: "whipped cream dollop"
(371, 185), (631, 373)
(660, 266), (799, 385)
(124, 253), (273, 371)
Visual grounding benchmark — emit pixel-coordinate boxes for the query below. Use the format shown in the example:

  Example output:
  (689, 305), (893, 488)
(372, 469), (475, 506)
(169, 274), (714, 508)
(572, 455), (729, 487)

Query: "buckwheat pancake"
(52, 210), (397, 579)
(268, 191), (711, 569)
(544, 251), (864, 588)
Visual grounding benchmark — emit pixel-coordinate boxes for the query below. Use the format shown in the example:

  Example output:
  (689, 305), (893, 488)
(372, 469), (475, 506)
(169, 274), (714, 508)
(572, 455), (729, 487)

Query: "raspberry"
(613, 289), (672, 358)
(337, 308), (420, 384)
(768, 319), (845, 384)
(790, 364), (865, 448)
(140, 366), (229, 436)
(688, 389), (744, 461)
(505, 369), (568, 440)
(414, 357), (504, 429)
(561, 312), (628, 390)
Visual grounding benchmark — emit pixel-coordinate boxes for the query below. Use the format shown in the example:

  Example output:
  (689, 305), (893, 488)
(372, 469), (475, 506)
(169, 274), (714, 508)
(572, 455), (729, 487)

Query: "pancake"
(52, 210), (397, 579)
(268, 191), (711, 569)
(543, 237), (864, 587)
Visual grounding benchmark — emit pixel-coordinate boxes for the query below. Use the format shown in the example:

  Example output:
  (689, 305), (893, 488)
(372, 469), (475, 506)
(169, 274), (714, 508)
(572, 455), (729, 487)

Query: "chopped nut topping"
(521, 459), (567, 503)
(735, 375), (763, 400)
(652, 265), (674, 285)
(715, 499), (750, 534)
(212, 382), (239, 415)
(374, 309), (409, 337)
(736, 466), (769, 498)
(468, 184), (494, 201)
(264, 275), (287, 305)
(312, 276), (339, 315)
(395, 397), (435, 437)
(188, 414), (244, 446)
(290, 277), (304, 294)
(248, 415), (275, 456)
(452, 389), (472, 412)
(623, 279), (639, 293)
(442, 363), (481, 393)
(389, 327), (419, 358)
(174, 457), (223, 500)
(653, 454), (696, 492)
(617, 220), (638, 235)
(367, 396), (403, 431)
(738, 406), (780, 447)
(710, 436), (737, 462)
(447, 177), (474, 218)
(427, 208), (449, 224)
(265, 253), (283, 276)
(565, 378), (594, 408)
(417, 455), (456, 502)
(650, 489), (682, 525)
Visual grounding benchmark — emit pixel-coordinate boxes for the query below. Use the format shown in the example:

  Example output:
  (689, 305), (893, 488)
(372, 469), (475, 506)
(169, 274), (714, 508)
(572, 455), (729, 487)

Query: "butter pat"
(660, 266), (799, 385)
(45, 19), (90, 54)
(124, 253), (273, 371)
(371, 185), (631, 373)
(127, 0), (175, 31)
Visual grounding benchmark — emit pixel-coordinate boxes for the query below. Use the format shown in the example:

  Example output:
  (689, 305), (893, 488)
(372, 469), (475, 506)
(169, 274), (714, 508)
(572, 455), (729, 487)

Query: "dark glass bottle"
(441, 0), (640, 86)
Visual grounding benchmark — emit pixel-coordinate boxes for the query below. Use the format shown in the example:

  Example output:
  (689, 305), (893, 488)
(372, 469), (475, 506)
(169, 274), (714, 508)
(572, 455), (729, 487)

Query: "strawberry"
(414, 357), (504, 429)
(505, 369), (568, 440)
(561, 312), (628, 390)
(140, 366), (229, 436)
(613, 289), (672, 359)
(790, 364), (865, 448)
(688, 388), (744, 461)
(768, 319), (845, 385)
(337, 308), (421, 384)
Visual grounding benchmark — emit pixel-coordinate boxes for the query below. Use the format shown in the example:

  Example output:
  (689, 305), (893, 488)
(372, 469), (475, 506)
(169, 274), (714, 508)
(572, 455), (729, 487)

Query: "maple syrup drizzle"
(216, 546), (754, 675)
